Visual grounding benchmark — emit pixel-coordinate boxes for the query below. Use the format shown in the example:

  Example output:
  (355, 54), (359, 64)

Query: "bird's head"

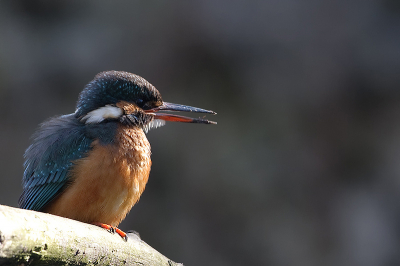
(75, 71), (216, 132)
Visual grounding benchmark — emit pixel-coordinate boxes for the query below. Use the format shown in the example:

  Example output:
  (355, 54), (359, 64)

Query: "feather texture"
(42, 126), (151, 226)
(19, 114), (92, 211)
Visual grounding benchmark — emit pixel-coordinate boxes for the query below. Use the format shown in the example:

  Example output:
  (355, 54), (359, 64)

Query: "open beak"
(145, 102), (217, 124)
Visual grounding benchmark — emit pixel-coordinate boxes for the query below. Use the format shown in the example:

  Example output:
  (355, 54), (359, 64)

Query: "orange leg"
(93, 222), (127, 241)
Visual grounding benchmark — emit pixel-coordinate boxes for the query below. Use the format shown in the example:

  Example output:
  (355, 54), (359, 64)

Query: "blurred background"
(0, 1), (399, 265)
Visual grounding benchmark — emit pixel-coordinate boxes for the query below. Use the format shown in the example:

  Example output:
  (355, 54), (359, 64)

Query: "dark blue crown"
(75, 71), (163, 117)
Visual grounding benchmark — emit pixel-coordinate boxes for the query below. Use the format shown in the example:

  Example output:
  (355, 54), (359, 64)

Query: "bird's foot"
(93, 222), (127, 241)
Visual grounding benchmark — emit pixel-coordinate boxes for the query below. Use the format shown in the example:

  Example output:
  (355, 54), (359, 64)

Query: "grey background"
(1, 1), (400, 265)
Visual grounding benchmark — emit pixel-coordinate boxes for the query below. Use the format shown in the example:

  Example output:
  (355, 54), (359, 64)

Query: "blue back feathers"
(19, 114), (92, 211)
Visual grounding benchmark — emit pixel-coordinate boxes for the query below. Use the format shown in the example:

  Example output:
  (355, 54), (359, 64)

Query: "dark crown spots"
(75, 71), (163, 117)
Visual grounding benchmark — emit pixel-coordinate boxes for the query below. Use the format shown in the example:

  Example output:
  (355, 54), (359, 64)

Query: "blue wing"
(19, 114), (92, 211)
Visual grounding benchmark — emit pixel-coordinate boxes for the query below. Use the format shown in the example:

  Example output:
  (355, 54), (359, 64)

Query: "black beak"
(145, 102), (217, 124)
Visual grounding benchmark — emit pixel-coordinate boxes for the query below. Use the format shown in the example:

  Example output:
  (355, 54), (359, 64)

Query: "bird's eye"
(136, 99), (144, 106)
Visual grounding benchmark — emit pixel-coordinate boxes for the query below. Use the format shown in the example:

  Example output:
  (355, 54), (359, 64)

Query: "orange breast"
(43, 126), (151, 227)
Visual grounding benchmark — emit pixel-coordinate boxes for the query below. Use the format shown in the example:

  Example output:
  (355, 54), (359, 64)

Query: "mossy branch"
(0, 204), (181, 266)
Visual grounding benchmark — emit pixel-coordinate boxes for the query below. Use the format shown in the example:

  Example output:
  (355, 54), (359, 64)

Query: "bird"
(19, 70), (216, 240)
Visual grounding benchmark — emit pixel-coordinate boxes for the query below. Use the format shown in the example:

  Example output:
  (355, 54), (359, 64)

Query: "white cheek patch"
(81, 105), (123, 124)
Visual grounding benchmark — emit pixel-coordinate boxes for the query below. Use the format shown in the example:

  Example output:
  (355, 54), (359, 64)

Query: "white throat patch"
(81, 105), (123, 124)
(143, 119), (166, 133)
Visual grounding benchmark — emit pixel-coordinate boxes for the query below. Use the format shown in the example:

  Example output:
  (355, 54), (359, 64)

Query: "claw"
(93, 222), (127, 241)
(114, 227), (128, 241)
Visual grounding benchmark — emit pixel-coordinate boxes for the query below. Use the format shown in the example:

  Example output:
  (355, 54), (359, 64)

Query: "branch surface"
(0, 204), (181, 266)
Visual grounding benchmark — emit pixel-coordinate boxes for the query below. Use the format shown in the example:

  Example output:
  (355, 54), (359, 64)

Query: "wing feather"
(19, 114), (92, 211)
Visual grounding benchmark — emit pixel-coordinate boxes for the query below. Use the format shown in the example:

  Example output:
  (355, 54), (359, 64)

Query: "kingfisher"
(19, 71), (216, 239)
